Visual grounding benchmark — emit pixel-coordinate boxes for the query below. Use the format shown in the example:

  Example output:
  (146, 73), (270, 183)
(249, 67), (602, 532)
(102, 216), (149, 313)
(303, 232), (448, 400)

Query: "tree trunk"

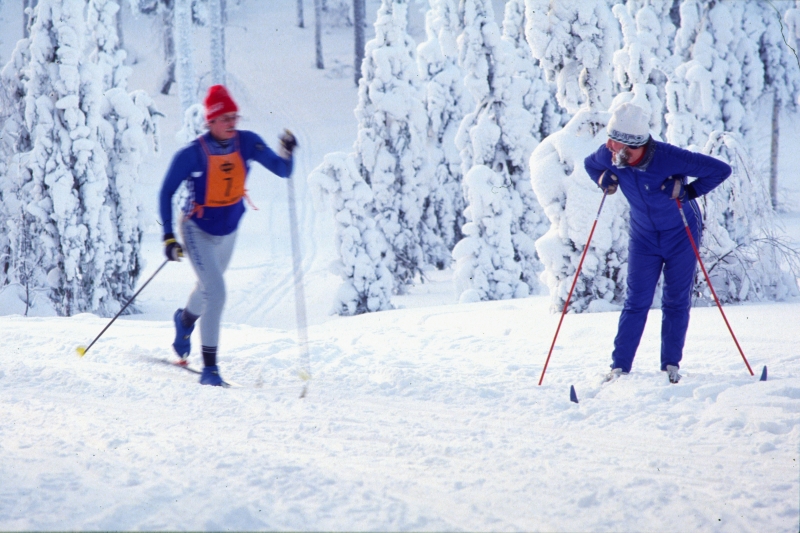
(298, 0), (305, 28)
(209, 0), (226, 85)
(314, 0), (324, 69)
(174, 0), (197, 111)
(160, 2), (177, 95)
(770, 89), (780, 209)
(23, 0), (38, 38)
(353, 0), (365, 86)
(116, 0), (125, 52)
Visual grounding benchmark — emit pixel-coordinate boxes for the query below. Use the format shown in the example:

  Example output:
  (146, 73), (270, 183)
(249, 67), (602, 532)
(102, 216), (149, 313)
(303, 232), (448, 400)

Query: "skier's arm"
(584, 145), (612, 185)
(670, 148), (731, 199)
(242, 131), (293, 178)
(158, 148), (196, 237)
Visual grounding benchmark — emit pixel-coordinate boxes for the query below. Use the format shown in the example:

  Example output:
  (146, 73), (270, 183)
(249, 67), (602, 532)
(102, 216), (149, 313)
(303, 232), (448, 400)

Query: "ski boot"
(666, 365), (681, 384)
(172, 308), (195, 362)
(604, 368), (628, 382)
(200, 365), (223, 386)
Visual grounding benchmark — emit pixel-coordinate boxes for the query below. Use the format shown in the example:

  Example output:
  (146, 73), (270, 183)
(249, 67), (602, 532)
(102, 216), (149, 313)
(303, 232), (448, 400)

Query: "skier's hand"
(163, 233), (184, 261)
(279, 129), (297, 158)
(597, 170), (618, 195)
(661, 175), (687, 201)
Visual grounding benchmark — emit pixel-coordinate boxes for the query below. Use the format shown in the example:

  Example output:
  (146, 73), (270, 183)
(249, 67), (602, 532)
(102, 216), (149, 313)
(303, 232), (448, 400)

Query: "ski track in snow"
(1, 299), (799, 531)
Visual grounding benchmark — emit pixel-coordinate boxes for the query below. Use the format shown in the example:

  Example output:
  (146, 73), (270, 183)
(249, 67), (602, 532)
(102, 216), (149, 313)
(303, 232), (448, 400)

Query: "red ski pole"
(675, 198), (754, 376)
(539, 191), (609, 385)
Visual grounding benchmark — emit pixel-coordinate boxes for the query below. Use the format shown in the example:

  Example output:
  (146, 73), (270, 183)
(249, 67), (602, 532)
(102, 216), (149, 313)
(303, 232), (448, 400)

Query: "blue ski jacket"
(584, 139), (731, 235)
(159, 130), (292, 237)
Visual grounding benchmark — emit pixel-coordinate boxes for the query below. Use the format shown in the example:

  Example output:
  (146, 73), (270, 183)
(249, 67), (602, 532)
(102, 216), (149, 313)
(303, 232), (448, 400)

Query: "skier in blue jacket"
(583, 103), (731, 384)
(159, 85), (296, 386)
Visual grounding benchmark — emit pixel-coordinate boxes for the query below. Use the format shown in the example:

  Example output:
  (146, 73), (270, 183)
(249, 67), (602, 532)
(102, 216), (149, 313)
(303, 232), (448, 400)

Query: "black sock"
(180, 309), (199, 329)
(202, 346), (217, 368)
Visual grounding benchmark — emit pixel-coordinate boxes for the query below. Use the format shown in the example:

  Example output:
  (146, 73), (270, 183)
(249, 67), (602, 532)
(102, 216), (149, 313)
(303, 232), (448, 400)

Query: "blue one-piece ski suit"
(584, 139), (731, 372)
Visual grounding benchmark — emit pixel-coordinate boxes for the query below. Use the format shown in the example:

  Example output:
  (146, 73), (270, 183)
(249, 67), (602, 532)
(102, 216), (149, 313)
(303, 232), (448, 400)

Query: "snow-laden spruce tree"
(308, 152), (394, 315)
(0, 0), (156, 316)
(88, 0), (131, 91)
(670, 0), (764, 149)
(525, 0), (624, 313)
(452, 0), (547, 302)
(0, 36), (33, 301)
(665, 1), (796, 305)
(417, 0), (471, 256)
(3, 0), (116, 315)
(693, 132), (799, 304)
(501, 0), (562, 141)
(769, 2), (800, 207)
(354, 0), (441, 292)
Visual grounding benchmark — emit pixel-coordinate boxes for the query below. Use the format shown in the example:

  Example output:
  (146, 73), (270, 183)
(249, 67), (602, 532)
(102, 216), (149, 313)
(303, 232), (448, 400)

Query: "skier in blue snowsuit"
(159, 85), (296, 386)
(583, 103), (731, 384)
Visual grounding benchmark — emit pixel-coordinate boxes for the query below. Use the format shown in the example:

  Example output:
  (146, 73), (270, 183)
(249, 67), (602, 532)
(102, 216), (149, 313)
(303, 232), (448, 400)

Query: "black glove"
(597, 170), (618, 195)
(661, 175), (687, 201)
(279, 129), (297, 158)
(163, 233), (184, 261)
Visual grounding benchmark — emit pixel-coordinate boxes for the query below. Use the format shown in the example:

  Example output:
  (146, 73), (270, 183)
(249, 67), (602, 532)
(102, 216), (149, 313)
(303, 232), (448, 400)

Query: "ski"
(152, 357), (240, 388)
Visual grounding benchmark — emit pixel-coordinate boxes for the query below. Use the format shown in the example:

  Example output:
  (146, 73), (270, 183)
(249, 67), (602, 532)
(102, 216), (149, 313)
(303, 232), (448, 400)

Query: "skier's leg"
(612, 233), (663, 372)
(181, 221), (237, 357)
(660, 223), (699, 370)
(181, 219), (209, 318)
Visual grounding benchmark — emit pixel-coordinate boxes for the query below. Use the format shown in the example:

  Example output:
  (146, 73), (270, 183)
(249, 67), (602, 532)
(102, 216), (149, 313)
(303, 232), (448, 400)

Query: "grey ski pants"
(180, 218), (238, 348)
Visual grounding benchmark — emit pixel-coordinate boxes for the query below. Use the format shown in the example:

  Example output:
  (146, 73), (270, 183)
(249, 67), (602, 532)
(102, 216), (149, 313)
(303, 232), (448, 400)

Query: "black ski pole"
(76, 259), (170, 357)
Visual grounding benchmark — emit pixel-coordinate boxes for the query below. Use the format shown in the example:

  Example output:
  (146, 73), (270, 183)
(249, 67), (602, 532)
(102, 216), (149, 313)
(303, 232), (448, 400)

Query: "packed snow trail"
(1, 297), (798, 531)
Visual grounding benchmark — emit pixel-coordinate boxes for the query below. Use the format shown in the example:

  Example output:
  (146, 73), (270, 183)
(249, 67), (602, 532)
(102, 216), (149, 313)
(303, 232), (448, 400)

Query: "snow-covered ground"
(1, 1), (799, 531)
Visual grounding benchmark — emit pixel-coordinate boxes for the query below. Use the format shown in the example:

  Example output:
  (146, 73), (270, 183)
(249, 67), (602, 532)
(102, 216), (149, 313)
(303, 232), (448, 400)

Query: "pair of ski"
(154, 357), (240, 388)
(570, 364), (768, 403)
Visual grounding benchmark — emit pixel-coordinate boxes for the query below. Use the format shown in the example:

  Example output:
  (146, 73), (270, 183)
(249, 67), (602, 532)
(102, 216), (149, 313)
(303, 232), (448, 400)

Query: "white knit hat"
(607, 103), (650, 147)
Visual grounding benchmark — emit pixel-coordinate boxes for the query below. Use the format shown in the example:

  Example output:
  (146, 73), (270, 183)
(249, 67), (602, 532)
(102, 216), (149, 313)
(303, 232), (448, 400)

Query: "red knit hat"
(204, 85), (238, 122)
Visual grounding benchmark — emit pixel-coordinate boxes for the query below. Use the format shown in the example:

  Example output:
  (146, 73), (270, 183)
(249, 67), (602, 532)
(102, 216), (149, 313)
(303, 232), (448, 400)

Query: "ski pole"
(76, 259), (169, 357)
(675, 199), (754, 375)
(286, 174), (312, 398)
(539, 190), (609, 385)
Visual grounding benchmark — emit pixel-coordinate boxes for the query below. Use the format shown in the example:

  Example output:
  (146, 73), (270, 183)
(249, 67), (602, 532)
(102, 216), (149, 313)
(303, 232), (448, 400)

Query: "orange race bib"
(198, 135), (247, 207)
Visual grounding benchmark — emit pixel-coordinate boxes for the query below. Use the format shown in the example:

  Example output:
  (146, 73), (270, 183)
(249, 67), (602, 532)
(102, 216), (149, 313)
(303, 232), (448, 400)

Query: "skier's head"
(607, 103), (650, 147)
(205, 85), (239, 141)
(606, 103), (650, 167)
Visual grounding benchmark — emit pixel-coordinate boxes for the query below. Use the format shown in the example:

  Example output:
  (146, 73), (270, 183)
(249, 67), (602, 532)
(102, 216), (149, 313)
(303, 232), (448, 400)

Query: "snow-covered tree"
(308, 152), (394, 315)
(5, 0), (115, 315)
(452, 0), (546, 301)
(524, 0), (618, 115)
(417, 0), (470, 256)
(694, 132), (799, 304)
(767, 2), (800, 207)
(1, 0), (157, 316)
(88, 0), (131, 91)
(669, 0), (765, 150)
(501, 0), (561, 141)
(354, 0), (440, 292)
(525, 0), (623, 313)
